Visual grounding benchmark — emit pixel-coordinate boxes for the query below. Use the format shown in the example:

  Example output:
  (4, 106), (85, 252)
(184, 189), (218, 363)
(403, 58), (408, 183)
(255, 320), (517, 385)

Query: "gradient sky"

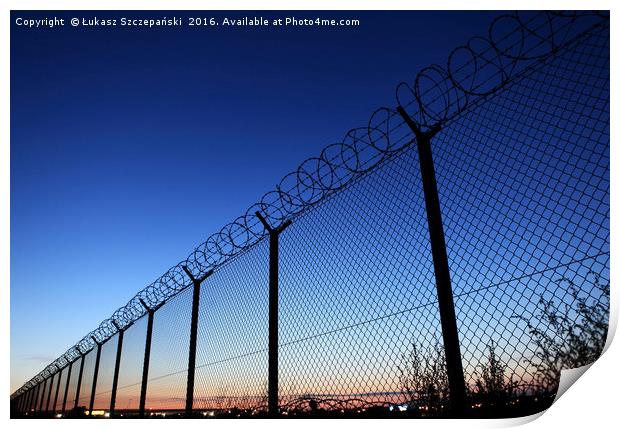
(10, 10), (504, 392)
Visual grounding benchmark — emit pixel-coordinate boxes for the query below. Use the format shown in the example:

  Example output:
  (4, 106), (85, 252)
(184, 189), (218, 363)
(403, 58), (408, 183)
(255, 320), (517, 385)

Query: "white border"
(2, 1), (616, 428)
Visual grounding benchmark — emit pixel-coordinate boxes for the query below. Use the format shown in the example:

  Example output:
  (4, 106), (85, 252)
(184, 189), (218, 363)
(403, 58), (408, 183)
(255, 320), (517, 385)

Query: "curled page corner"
(553, 363), (594, 404)
(497, 364), (596, 428)
(492, 409), (547, 427)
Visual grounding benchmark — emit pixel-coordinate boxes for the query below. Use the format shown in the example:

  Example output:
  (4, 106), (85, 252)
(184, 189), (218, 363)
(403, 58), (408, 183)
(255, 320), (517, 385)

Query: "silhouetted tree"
(471, 341), (518, 408)
(516, 271), (609, 392)
(398, 339), (449, 415)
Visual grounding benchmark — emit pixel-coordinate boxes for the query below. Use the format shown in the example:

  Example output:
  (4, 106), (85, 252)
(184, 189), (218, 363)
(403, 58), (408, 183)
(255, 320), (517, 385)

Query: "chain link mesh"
(54, 366), (68, 413)
(144, 289), (192, 413)
(92, 334), (119, 410)
(194, 240), (270, 413)
(114, 316), (148, 414)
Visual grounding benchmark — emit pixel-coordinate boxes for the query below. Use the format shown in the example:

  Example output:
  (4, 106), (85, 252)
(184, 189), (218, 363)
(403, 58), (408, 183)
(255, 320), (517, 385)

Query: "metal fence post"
(74, 352), (86, 411)
(88, 337), (103, 416)
(36, 383), (42, 413)
(30, 385), (37, 413)
(27, 386), (35, 413)
(25, 388), (31, 413)
(38, 378), (47, 412)
(34, 384), (40, 413)
(183, 266), (214, 417)
(52, 365), (62, 414)
(256, 211), (291, 417)
(138, 299), (155, 418)
(109, 320), (125, 417)
(397, 106), (467, 416)
(30, 387), (36, 413)
(33, 385), (40, 413)
(34, 380), (41, 413)
(45, 372), (55, 412)
(61, 359), (74, 414)
(28, 387), (35, 413)
(29, 388), (34, 412)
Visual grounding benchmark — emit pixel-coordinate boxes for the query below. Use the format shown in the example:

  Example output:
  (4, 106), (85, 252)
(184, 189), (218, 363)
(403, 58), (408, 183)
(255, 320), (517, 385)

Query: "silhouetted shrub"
(398, 339), (449, 416)
(516, 271), (609, 393)
(470, 340), (518, 412)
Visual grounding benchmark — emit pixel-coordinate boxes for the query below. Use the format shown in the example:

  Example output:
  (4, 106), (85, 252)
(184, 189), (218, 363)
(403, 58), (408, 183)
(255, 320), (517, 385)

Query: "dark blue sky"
(10, 10), (502, 390)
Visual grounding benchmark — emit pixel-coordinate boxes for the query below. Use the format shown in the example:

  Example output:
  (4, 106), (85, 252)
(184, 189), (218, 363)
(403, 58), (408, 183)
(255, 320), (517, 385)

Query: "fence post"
(38, 378), (47, 412)
(34, 384), (40, 413)
(26, 387), (33, 413)
(45, 371), (55, 412)
(74, 352), (86, 411)
(61, 359), (74, 414)
(28, 386), (37, 413)
(109, 320), (125, 417)
(27, 387), (34, 413)
(52, 365), (62, 414)
(34, 379), (41, 413)
(183, 266), (214, 417)
(33, 385), (39, 413)
(138, 299), (156, 418)
(32, 384), (40, 413)
(256, 211), (292, 417)
(397, 106), (467, 416)
(88, 336), (103, 416)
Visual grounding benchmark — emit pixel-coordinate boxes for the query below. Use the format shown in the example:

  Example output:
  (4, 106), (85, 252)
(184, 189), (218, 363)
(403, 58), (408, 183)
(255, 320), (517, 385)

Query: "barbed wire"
(11, 10), (609, 400)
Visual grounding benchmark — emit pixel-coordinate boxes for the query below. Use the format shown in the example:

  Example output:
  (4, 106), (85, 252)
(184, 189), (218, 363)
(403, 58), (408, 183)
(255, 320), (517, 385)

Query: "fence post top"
(138, 298), (152, 312)
(396, 105), (441, 141)
(255, 211), (292, 235)
(182, 265), (214, 285)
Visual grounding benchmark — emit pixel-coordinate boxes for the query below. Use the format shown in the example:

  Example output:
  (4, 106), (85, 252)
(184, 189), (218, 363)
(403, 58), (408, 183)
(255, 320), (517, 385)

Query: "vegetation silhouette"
(514, 271), (609, 395)
(394, 271), (610, 418)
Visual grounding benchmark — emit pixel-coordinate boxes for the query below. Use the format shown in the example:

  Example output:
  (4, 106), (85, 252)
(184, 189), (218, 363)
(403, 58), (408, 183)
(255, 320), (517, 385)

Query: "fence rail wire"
(11, 10), (609, 419)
